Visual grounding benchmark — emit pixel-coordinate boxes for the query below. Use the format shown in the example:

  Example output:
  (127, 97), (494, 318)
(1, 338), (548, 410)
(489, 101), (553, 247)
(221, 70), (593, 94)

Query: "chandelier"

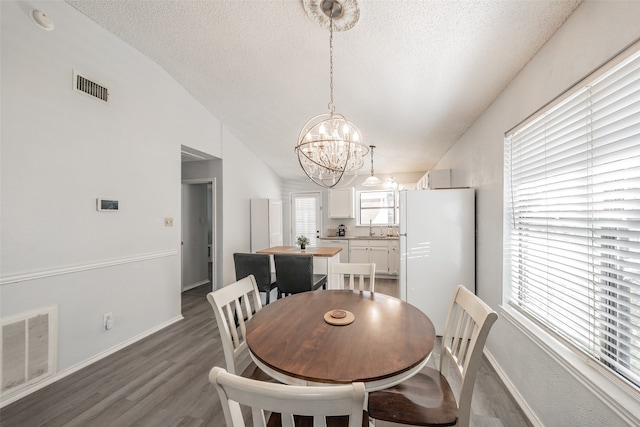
(296, 0), (367, 188)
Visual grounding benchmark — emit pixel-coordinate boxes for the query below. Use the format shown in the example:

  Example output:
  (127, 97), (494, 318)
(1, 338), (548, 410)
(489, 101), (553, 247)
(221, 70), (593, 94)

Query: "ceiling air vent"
(73, 71), (109, 104)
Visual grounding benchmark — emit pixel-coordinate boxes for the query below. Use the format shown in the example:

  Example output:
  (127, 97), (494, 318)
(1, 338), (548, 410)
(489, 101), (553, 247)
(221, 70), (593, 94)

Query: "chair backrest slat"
(328, 262), (376, 292)
(210, 366), (366, 427)
(207, 275), (262, 375)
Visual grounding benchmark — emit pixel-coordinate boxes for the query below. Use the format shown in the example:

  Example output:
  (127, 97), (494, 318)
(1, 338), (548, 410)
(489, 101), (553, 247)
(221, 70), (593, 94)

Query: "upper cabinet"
(328, 187), (355, 218)
(416, 169), (451, 190)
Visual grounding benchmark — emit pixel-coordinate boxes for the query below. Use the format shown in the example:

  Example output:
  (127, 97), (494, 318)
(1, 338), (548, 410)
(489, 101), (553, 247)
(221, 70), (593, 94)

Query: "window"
(505, 42), (640, 390)
(359, 190), (398, 225)
(291, 192), (321, 247)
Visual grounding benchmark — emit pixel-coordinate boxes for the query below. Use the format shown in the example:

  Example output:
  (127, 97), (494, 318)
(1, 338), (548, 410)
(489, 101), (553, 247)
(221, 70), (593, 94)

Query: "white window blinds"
(505, 43), (640, 390)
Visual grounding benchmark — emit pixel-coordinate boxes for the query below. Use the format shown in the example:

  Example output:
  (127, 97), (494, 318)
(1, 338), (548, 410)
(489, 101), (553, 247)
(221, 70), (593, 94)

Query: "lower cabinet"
(348, 242), (369, 264)
(388, 240), (399, 275)
(348, 240), (399, 275)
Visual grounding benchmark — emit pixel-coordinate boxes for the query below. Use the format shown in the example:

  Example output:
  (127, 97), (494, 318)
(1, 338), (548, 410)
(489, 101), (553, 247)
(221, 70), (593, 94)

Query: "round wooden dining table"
(246, 290), (435, 391)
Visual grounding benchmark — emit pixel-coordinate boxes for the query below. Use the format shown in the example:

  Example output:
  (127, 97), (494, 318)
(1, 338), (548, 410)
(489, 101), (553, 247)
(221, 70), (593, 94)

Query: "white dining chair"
(206, 275), (273, 382)
(327, 262), (376, 292)
(367, 285), (498, 427)
(210, 366), (367, 427)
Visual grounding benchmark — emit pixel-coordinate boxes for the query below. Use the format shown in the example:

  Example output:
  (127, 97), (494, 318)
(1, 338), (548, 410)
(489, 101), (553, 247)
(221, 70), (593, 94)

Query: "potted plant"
(296, 235), (310, 250)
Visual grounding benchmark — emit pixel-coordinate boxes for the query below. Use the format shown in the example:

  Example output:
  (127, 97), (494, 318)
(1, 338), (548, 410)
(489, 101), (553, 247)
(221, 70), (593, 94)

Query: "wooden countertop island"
(256, 246), (342, 257)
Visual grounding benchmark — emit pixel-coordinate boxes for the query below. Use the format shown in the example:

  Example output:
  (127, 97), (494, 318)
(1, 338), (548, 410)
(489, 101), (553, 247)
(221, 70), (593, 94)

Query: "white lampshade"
(362, 175), (382, 187)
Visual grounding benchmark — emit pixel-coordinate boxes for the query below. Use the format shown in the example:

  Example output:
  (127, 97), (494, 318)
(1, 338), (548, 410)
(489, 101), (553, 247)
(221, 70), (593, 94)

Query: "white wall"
(435, 1), (640, 425)
(182, 127), (283, 290)
(220, 126), (283, 286)
(0, 0), (278, 404)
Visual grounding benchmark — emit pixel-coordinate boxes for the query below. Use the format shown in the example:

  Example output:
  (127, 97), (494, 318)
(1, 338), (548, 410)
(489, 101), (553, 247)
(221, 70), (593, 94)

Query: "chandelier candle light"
(296, 0), (367, 188)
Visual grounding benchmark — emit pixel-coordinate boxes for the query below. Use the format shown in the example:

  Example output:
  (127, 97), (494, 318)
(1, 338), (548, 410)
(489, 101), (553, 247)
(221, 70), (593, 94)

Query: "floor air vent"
(1, 306), (57, 402)
(73, 71), (109, 103)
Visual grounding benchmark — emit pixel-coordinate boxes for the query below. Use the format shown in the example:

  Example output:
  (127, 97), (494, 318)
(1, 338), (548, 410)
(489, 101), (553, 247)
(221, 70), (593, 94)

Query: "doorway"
(290, 191), (322, 247)
(181, 179), (216, 292)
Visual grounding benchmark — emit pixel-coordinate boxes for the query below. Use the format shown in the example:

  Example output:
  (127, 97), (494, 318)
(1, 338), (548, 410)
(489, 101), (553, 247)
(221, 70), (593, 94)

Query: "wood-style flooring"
(1, 279), (531, 427)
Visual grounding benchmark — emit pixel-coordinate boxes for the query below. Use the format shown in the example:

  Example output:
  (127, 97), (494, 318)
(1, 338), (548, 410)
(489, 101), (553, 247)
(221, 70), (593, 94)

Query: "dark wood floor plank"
(60, 360), (174, 427)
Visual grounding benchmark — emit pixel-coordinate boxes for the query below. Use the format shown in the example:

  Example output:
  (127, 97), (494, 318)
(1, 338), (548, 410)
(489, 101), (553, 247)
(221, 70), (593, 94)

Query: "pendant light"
(362, 145), (382, 187)
(295, 0), (367, 188)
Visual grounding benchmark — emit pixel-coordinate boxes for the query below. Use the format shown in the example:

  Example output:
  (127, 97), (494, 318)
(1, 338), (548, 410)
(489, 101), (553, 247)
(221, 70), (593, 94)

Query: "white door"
(291, 192), (321, 247)
(268, 200), (283, 247)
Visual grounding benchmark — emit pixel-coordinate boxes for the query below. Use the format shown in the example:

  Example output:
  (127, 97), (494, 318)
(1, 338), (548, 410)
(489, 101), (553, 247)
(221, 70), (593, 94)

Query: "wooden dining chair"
(206, 275), (274, 382)
(273, 254), (326, 298)
(210, 366), (369, 427)
(327, 262), (376, 292)
(367, 285), (498, 427)
(233, 253), (278, 304)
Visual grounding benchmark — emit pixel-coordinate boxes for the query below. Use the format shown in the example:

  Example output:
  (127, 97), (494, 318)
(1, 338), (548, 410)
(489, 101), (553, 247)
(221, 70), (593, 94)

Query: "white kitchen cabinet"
(348, 240), (370, 264)
(348, 239), (399, 275)
(318, 239), (350, 263)
(369, 241), (389, 274)
(416, 169), (451, 190)
(388, 240), (399, 275)
(250, 199), (282, 252)
(328, 187), (355, 218)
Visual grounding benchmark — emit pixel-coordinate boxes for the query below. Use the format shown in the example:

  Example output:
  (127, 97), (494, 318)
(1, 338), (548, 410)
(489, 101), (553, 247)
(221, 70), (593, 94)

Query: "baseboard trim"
(182, 280), (210, 291)
(1, 250), (178, 286)
(483, 349), (543, 427)
(0, 314), (184, 408)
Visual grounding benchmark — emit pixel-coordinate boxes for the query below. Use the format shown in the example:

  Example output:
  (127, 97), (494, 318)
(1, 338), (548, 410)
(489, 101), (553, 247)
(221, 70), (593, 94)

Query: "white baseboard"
(182, 280), (210, 291)
(0, 315), (184, 408)
(483, 349), (543, 427)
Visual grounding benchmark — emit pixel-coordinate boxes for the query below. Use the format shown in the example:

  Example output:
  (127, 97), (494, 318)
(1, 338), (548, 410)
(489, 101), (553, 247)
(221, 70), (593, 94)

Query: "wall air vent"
(1, 306), (57, 404)
(73, 71), (109, 104)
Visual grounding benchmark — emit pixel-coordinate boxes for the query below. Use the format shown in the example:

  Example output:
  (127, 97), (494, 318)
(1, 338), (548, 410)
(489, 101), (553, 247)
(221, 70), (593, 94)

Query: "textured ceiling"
(67, 0), (582, 180)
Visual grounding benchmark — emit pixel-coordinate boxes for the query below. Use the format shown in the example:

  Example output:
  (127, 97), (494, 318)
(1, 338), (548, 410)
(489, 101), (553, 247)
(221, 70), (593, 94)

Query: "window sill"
(500, 304), (640, 425)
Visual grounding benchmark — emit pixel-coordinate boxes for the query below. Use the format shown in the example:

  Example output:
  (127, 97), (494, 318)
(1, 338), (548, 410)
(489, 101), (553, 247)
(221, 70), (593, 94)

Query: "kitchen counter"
(319, 236), (399, 240)
(256, 246), (342, 257)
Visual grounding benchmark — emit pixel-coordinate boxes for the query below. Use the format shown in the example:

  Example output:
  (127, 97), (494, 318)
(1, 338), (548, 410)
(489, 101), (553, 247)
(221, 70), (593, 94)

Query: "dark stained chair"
(233, 253), (278, 304)
(273, 254), (327, 298)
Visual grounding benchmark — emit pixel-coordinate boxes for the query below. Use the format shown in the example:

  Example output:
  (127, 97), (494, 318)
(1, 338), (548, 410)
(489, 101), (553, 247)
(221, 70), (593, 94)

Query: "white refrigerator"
(399, 189), (475, 335)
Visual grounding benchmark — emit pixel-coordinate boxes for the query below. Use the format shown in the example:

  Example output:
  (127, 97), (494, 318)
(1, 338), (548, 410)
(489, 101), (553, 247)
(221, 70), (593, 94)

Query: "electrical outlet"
(164, 217), (174, 227)
(103, 312), (114, 330)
